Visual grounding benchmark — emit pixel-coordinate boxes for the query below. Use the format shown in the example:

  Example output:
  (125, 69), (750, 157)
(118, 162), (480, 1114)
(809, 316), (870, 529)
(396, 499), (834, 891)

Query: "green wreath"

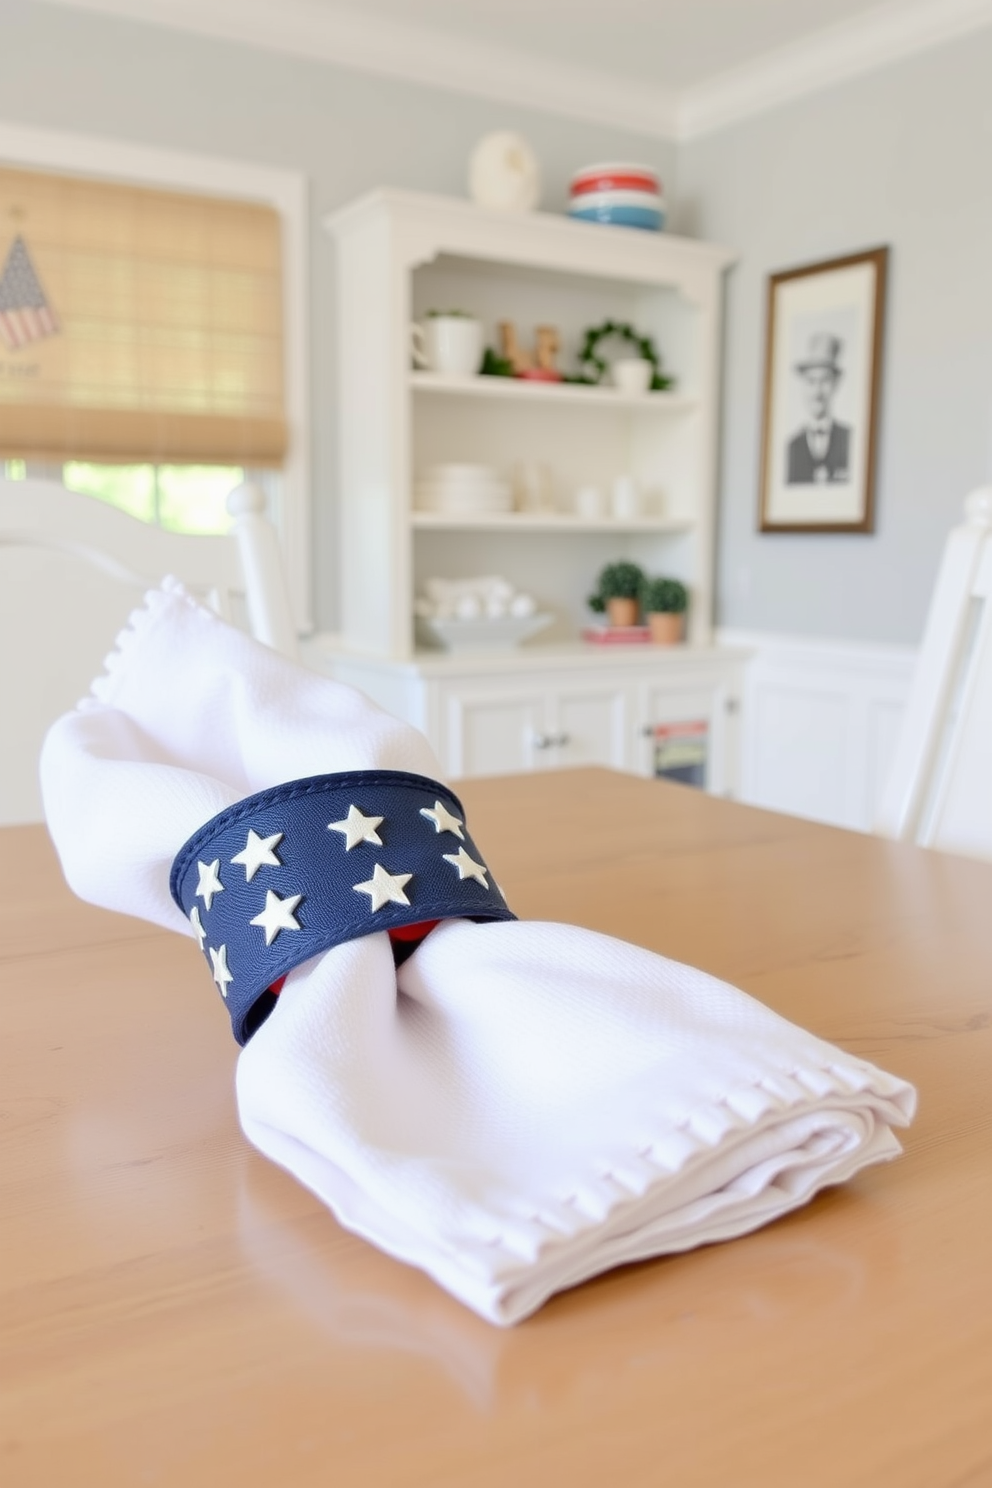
(573, 320), (673, 391)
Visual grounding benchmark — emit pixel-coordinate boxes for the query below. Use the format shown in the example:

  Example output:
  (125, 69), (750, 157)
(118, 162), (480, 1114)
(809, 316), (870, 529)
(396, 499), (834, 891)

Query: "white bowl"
(416, 612), (553, 652)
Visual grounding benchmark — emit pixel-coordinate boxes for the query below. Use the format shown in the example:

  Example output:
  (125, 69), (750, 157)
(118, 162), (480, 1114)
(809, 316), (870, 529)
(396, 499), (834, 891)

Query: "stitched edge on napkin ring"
(170, 770), (516, 1045)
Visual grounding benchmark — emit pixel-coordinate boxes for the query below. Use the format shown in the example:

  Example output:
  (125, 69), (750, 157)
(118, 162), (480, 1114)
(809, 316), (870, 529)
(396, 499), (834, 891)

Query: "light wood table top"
(2, 769), (990, 1488)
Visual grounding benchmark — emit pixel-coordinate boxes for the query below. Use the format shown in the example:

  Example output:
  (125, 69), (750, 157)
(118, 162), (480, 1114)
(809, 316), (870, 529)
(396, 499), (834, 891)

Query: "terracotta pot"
(648, 610), (683, 645)
(606, 596), (639, 628)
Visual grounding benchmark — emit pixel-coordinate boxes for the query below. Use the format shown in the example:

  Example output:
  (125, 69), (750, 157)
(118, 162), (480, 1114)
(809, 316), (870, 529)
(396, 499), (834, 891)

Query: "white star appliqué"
(328, 805), (384, 850)
(250, 889), (304, 946)
(353, 863), (412, 912)
(419, 800), (464, 839)
(210, 943), (233, 998)
(196, 859), (224, 910)
(189, 904), (207, 949)
(442, 846), (489, 887)
(230, 828), (283, 882)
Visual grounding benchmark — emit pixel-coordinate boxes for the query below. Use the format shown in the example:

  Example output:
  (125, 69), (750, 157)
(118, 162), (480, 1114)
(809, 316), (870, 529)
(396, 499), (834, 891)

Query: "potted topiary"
(642, 576), (688, 644)
(588, 560), (645, 628)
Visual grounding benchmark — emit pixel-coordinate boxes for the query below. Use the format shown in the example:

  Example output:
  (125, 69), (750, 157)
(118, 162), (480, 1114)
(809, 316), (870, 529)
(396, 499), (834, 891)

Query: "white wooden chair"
(874, 487), (992, 861)
(0, 477), (298, 825)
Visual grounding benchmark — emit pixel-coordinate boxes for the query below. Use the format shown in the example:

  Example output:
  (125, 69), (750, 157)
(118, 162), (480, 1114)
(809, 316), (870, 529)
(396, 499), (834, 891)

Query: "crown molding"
(35, 0), (680, 138)
(679, 0), (992, 140)
(0, 115), (304, 202)
(33, 0), (992, 144)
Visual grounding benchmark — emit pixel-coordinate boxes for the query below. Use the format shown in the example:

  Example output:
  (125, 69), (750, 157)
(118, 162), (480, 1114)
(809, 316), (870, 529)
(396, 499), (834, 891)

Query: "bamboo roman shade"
(0, 166), (286, 464)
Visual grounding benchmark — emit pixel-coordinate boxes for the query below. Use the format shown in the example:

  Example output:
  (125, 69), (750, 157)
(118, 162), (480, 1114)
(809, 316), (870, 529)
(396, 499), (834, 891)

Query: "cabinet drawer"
(439, 677), (632, 778)
(551, 684), (629, 771)
(442, 687), (547, 778)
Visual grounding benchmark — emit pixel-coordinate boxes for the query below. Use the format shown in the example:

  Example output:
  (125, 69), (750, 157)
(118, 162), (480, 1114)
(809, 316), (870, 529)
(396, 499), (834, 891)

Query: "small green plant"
(641, 576), (688, 614)
(479, 346), (515, 377)
(426, 308), (473, 317)
(588, 559), (645, 613)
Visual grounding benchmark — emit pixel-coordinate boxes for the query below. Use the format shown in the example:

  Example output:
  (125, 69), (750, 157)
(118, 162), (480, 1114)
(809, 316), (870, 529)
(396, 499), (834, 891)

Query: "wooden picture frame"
(758, 246), (888, 533)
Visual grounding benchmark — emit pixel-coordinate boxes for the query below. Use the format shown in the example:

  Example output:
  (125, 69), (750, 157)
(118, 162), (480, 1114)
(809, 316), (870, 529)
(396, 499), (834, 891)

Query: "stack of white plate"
(414, 463), (512, 515)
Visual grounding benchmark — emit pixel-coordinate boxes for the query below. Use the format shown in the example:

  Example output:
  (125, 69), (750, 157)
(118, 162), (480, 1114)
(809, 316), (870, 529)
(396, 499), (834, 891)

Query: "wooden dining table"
(2, 767), (990, 1488)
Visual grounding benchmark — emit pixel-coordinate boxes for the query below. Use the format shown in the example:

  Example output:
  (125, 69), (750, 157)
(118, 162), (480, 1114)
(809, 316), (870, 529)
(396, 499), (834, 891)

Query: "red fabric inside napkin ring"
(264, 919), (442, 999)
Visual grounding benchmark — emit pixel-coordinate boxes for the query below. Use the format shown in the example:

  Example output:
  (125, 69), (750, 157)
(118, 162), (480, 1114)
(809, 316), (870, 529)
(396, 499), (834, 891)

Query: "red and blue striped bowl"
(569, 163), (665, 232)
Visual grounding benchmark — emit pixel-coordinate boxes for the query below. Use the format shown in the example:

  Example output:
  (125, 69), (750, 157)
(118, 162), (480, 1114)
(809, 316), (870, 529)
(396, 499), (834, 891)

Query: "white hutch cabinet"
(317, 189), (744, 790)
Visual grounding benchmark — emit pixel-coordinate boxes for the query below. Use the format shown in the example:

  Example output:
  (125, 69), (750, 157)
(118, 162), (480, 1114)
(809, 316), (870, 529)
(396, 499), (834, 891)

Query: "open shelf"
(410, 511), (694, 534)
(410, 371), (697, 413)
(328, 190), (734, 659)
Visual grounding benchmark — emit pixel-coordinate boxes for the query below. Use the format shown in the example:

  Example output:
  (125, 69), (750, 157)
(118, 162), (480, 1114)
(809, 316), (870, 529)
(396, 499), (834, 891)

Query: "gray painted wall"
(4, 4), (990, 644)
(1, 0), (677, 631)
(674, 29), (992, 645)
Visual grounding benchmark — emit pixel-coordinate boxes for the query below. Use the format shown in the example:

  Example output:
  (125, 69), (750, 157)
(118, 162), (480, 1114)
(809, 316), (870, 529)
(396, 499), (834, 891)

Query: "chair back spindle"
(875, 487), (992, 860)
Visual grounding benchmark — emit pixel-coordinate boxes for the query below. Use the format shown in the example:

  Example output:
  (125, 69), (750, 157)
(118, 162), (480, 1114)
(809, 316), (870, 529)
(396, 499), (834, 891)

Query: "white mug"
(411, 315), (483, 377)
(611, 476), (641, 520)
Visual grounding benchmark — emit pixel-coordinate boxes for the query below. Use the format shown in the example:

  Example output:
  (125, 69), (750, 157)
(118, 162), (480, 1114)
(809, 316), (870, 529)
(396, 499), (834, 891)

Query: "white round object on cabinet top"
(469, 132), (541, 213)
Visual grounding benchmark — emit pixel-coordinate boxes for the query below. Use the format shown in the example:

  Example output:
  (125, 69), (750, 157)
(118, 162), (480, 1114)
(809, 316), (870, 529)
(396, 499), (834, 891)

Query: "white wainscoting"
(718, 629), (919, 833)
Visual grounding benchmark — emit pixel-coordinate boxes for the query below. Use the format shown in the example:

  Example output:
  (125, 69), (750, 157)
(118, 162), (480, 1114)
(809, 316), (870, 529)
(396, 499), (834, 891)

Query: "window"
(64, 463), (245, 534)
(0, 164), (286, 533)
(3, 457), (246, 535)
(0, 130), (308, 625)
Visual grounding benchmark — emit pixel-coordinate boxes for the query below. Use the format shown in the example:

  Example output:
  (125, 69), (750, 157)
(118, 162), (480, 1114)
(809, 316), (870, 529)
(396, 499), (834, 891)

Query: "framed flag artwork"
(758, 246), (888, 534)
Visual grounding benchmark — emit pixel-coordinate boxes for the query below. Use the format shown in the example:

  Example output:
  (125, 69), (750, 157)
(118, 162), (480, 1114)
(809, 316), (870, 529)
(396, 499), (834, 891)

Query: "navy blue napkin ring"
(170, 769), (516, 1045)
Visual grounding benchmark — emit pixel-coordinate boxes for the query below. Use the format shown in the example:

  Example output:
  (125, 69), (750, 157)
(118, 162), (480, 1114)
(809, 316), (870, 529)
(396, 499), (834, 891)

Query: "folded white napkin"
(41, 582), (916, 1325)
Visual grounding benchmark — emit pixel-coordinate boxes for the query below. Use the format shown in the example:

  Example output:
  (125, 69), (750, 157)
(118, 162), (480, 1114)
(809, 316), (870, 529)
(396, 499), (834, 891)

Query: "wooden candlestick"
(498, 320), (531, 375)
(534, 325), (560, 374)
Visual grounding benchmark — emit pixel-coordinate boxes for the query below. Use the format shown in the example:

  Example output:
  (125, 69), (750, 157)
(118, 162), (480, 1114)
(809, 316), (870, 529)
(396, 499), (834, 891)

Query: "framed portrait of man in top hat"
(758, 247), (888, 533)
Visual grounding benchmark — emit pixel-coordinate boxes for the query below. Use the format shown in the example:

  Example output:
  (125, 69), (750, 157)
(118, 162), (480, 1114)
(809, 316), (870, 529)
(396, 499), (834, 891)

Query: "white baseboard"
(717, 628), (919, 832)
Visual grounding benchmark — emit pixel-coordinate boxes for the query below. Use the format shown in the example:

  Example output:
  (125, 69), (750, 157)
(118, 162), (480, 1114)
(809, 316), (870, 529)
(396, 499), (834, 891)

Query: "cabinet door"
(442, 687), (548, 778)
(635, 679), (733, 794)
(549, 683), (629, 770)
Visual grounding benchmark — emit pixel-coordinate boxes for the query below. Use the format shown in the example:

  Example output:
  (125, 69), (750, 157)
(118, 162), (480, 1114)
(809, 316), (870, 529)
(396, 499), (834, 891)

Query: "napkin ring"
(170, 769), (516, 1044)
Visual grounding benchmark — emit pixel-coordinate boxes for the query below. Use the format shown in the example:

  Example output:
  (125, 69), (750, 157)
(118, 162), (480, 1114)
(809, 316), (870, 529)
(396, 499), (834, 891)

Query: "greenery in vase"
(425, 308), (474, 317)
(641, 576), (688, 614)
(587, 559), (646, 613)
(576, 320), (674, 391)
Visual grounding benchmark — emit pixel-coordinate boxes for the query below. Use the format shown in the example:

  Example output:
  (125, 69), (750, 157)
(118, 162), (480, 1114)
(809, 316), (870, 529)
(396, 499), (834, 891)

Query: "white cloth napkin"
(41, 582), (916, 1325)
